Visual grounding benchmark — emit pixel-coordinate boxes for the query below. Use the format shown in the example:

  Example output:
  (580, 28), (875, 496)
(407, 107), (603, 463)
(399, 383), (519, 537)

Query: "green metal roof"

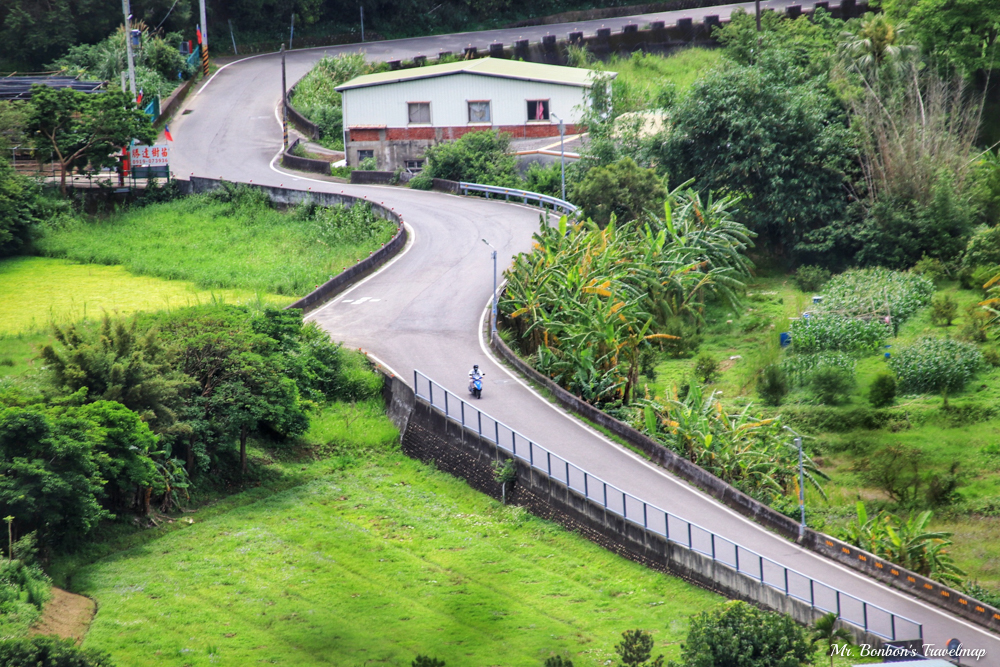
(335, 57), (615, 91)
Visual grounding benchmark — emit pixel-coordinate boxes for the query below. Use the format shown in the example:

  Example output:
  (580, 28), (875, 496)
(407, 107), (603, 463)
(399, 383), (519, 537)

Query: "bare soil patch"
(29, 587), (95, 643)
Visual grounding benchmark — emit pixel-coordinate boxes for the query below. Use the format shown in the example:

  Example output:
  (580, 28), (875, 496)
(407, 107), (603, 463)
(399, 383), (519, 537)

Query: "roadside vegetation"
(37, 184), (397, 296)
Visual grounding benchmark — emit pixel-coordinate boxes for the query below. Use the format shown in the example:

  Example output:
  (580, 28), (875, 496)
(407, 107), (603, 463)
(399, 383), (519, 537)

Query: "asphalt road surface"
(169, 4), (1000, 660)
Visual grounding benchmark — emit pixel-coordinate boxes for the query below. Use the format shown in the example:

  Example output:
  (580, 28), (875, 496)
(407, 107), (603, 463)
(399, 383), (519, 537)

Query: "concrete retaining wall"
(175, 177), (406, 312)
(155, 77), (196, 126)
(489, 326), (1000, 635)
(281, 139), (337, 176)
(386, 373), (891, 648)
(350, 170), (396, 185)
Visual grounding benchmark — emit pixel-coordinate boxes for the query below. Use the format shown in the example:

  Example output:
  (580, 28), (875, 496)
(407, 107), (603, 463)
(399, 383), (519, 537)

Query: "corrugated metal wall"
(342, 73), (590, 129)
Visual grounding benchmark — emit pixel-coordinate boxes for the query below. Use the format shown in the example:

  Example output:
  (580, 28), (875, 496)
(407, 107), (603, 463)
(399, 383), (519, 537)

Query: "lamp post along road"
(796, 436), (805, 539)
(482, 239), (498, 340)
(281, 44), (288, 150)
(552, 113), (566, 202)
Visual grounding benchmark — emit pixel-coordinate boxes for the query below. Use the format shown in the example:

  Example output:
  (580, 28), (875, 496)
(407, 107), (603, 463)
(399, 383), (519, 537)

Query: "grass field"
(598, 47), (723, 102)
(36, 193), (397, 296)
(0, 257), (292, 335)
(66, 399), (723, 667)
(640, 274), (1000, 588)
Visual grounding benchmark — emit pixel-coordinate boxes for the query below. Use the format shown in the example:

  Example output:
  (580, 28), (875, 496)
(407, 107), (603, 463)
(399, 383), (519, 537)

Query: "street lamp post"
(784, 426), (806, 540)
(482, 239), (498, 341)
(551, 112), (566, 202)
(281, 44), (288, 150)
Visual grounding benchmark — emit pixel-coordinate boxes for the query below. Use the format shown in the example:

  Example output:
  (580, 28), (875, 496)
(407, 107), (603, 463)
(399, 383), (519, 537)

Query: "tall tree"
(27, 85), (155, 195)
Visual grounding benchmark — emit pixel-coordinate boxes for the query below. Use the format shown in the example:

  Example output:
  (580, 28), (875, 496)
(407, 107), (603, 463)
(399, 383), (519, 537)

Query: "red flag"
(164, 124), (174, 142)
(536, 101), (545, 120)
(196, 25), (202, 45)
(136, 88), (143, 106)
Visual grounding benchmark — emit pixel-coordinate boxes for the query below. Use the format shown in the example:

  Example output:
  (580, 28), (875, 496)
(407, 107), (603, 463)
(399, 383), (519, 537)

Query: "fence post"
(862, 603), (868, 632)
(664, 512), (670, 540)
(478, 411), (482, 436)
(512, 430), (516, 455)
(622, 491), (627, 519)
(547, 451), (551, 476)
(429, 382), (433, 405)
(643, 503), (647, 529)
(584, 473), (588, 498)
(603, 484), (608, 509)
(810, 580), (815, 607)
(461, 401), (465, 426)
(759, 556), (764, 583)
(735, 546), (740, 572)
(444, 392), (448, 417)
(784, 569), (789, 595)
(413, 370), (418, 394)
(529, 441), (534, 466)
(688, 523), (693, 549)
(836, 591), (841, 617)
(711, 534), (715, 560)
(565, 461), (570, 487)
(890, 614), (895, 641)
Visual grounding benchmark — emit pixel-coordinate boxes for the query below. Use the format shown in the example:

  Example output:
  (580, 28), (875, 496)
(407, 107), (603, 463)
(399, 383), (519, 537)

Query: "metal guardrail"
(459, 182), (577, 215)
(413, 369), (923, 643)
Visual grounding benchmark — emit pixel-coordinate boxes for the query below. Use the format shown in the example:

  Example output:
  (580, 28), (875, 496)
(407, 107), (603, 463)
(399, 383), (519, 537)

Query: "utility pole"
(228, 19), (238, 55)
(198, 0), (209, 76)
(755, 0), (762, 49)
(289, 13), (295, 50)
(121, 0), (137, 98)
(281, 44), (288, 150)
(360, 6), (365, 42)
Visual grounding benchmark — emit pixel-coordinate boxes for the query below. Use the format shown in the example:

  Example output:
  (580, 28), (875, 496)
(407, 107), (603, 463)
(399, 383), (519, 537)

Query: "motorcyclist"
(468, 364), (485, 393)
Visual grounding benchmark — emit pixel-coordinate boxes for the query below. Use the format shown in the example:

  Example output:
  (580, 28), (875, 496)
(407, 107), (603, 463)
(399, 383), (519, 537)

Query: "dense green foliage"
(502, 187), (752, 405)
(0, 536), (51, 638)
(0, 304), (376, 547)
(0, 159), (46, 258)
(571, 157), (665, 227)
(640, 384), (826, 503)
(867, 372), (896, 408)
(674, 601), (814, 667)
(658, 46), (852, 253)
(841, 502), (965, 584)
(423, 129), (519, 187)
(615, 629), (663, 667)
(880, 0), (1000, 76)
(889, 336), (983, 394)
(37, 185), (397, 296)
(793, 265), (831, 293)
(290, 53), (373, 150)
(51, 24), (194, 98)
(0, 636), (115, 667)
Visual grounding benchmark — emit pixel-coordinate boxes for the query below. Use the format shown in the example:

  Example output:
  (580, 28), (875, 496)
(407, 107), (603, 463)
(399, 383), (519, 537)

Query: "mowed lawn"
(74, 446), (721, 666)
(0, 257), (292, 334)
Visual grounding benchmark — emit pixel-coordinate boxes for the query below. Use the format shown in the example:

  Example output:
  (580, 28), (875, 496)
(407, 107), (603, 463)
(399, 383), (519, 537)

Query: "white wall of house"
(342, 73), (591, 129)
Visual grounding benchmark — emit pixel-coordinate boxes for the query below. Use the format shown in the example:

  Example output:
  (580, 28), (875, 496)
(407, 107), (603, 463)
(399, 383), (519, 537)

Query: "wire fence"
(459, 182), (577, 215)
(413, 369), (923, 643)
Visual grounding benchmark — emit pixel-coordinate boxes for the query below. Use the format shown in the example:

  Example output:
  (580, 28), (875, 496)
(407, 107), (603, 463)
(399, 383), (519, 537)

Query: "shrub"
(911, 254), (946, 284)
(678, 601), (812, 667)
(958, 264), (999, 292)
(819, 268), (935, 327)
(889, 337), (983, 394)
(408, 171), (433, 190)
(412, 657), (445, 667)
(358, 156), (378, 171)
(694, 353), (719, 383)
(793, 265), (831, 293)
(868, 373), (897, 408)
(615, 629), (663, 667)
(571, 157), (666, 226)
(809, 365), (855, 405)
(757, 364), (789, 406)
(983, 347), (1000, 367)
(789, 315), (889, 354)
(962, 224), (1000, 269)
(423, 129), (519, 187)
(868, 373), (896, 408)
(930, 294), (958, 327)
(330, 165), (352, 179)
(960, 304), (991, 343)
(543, 657), (574, 667)
(0, 636), (115, 667)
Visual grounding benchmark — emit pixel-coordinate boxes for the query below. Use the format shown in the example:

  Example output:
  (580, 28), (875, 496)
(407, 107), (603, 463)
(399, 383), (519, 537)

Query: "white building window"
(405, 159), (425, 173)
(408, 102), (431, 124)
(527, 99), (550, 122)
(468, 101), (491, 124)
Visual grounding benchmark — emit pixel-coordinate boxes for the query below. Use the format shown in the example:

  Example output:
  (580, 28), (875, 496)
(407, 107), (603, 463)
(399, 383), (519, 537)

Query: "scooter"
(469, 372), (484, 399)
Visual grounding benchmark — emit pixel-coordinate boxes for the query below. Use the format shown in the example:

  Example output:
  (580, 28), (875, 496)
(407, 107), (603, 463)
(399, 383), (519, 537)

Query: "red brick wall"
(352, 124), (582, 143)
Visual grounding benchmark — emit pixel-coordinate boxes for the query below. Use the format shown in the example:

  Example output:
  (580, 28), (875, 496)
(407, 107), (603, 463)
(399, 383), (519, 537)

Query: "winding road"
(169, 4), (1000, 660)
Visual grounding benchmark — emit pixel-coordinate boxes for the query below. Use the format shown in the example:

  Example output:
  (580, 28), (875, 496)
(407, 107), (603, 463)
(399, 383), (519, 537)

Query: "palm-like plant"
(839, 13), (917, 75)
(812, 612), (853, 667)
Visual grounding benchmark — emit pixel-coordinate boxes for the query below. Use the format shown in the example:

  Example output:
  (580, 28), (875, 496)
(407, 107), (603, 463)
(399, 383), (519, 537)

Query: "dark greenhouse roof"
(0, 76), (105, 100)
